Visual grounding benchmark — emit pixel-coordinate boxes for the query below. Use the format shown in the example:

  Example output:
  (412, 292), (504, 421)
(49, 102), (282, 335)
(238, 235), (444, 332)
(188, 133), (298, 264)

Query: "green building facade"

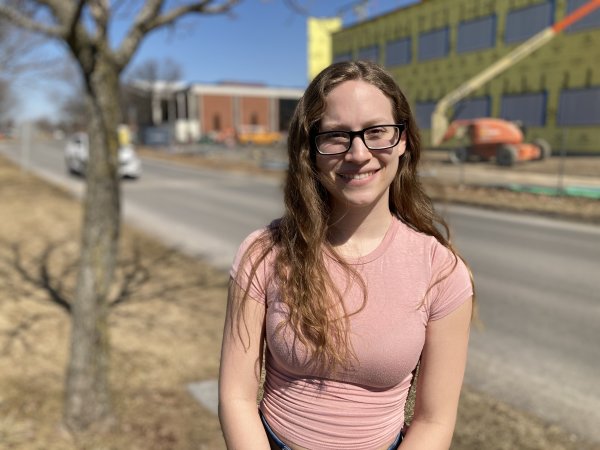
(331, 0), (600, 154)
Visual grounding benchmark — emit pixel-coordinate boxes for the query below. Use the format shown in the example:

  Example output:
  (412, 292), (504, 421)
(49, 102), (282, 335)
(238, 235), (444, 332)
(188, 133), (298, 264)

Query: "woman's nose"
(345, 136), (371, 162)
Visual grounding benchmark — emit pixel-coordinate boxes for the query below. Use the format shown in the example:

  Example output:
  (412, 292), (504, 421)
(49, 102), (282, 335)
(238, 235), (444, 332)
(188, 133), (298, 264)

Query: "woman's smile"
(337, 168), (380, 183)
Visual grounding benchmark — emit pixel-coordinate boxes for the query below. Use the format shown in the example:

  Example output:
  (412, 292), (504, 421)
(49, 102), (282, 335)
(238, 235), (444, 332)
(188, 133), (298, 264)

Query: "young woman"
(219, 61), (474, 450)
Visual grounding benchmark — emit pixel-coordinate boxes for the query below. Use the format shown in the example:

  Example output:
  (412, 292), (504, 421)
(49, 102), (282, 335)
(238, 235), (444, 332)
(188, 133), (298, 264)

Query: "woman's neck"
(327, 203), (393, 258)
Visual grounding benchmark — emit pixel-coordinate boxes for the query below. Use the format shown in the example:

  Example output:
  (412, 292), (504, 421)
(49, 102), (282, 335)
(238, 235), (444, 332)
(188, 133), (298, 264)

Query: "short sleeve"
(427, 243), (473, 321)
(230, 229), (270, 304)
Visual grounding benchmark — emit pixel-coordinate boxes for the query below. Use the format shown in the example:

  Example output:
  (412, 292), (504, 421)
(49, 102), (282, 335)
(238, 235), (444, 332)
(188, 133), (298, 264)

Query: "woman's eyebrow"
(319, 120), (393, 131)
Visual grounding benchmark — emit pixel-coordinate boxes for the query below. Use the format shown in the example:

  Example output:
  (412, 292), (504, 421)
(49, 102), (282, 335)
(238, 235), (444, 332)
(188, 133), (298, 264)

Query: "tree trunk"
(64, 56), (121, 432)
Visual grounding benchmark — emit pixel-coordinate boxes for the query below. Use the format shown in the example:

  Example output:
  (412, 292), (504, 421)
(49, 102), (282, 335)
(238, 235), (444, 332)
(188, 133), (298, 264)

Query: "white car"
(65, 132), (142, 179)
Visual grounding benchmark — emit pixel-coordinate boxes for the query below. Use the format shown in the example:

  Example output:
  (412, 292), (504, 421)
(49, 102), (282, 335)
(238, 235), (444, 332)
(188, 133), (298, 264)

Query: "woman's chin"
(332, 192), (388, 212)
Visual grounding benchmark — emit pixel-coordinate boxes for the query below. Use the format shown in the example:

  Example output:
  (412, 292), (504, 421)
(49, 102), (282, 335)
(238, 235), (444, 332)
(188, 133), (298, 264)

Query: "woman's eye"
(325, 132), (348, 142)
(366, 128), (385, 137)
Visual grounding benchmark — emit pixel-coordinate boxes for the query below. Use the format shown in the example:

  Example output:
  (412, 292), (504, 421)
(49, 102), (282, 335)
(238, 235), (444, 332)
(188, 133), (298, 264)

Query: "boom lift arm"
(430, 0), (600, 147)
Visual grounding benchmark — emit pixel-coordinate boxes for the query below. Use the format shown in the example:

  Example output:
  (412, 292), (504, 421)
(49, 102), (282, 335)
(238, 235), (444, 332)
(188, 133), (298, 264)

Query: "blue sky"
(16, 0), (418, 121)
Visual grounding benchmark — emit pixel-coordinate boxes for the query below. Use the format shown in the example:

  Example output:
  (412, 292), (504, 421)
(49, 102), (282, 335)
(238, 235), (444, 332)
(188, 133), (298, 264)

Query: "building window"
(415, 101), (437, 129)
(161, 99), (170, 122)
(333, 52), (352, 63)
(453, 97), (490, 120)
(565, 0), (600, 32)
(457, 15), (496, 53)
(213, 115), (221, 131)
(385, 37), (411, 66)
(357, 45), (379, 63)
(500, 92), (547, 126)
(418, 27), (450, 61)
(505, 2), (553, 44)
(557, 87), (600, 125)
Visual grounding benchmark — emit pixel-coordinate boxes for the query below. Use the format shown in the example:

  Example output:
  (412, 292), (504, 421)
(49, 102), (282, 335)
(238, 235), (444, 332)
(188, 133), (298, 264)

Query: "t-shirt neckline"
(327, 217), (400, 265)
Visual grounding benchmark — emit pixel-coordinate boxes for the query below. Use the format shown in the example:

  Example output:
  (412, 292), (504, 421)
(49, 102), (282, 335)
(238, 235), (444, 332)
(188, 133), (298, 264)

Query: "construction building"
(324, 0), (600, 153)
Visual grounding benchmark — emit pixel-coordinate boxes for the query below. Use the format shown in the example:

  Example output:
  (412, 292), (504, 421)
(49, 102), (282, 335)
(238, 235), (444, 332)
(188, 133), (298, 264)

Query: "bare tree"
(0, 0), (239, 433)
(0, 80), (16, 124)
(127, 56), (184, 84)
(0, 10), (26, 122)
(1, 2), (65, 124)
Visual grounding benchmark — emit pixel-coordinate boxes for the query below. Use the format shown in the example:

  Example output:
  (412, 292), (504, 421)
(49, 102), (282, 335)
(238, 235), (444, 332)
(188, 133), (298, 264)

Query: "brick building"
(125, 81), (304, 145)
(192, 83), (303, 143)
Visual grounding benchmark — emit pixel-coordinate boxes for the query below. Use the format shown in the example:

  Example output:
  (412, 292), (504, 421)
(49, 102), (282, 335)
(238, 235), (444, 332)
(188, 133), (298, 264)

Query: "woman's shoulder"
(239, 219), (280, 247)
(392, 218), (441, 251)
(232, 220), (280, 272)
(238, 228), (269, 251)
(390, 218), (463, 267)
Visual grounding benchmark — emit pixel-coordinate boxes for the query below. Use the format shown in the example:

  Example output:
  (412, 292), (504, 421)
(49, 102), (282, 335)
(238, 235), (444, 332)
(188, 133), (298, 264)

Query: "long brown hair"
(232, 61), (471, 371)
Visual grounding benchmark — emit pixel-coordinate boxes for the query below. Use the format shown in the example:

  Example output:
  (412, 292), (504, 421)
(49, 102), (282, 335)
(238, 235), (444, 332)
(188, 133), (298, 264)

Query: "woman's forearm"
(399, 418), (455, 450)
(219, 400), (270, 450)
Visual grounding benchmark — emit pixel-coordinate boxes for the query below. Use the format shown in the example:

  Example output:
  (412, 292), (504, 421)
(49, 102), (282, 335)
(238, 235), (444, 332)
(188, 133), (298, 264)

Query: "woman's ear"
(397, 132), (407, 157)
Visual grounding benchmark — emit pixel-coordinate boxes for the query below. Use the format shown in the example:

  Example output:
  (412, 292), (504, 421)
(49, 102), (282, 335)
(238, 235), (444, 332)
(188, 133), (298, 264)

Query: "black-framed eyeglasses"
(313, 123), (405, 155)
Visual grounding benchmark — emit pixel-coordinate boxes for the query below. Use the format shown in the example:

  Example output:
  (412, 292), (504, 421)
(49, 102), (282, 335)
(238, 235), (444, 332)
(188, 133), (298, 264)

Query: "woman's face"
(315, 80), (406, 214)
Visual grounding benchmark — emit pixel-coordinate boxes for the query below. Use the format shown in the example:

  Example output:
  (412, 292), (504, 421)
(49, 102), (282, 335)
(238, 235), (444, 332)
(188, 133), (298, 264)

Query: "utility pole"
(20, 121), (31, 174)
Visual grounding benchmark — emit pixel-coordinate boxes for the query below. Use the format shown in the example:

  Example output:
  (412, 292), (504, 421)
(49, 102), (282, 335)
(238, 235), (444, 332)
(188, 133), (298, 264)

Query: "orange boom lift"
(430, 0), (600, 166)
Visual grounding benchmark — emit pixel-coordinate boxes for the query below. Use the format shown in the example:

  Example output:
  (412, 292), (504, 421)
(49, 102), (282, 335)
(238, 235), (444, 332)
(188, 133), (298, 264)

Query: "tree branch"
(0, 3), (65, 38)
(0, 312), (52, 356)
(65, 0), (88, 41)
(115, 0), (239, 68)
(108, 244), (209, 309)
(38, 244), (73, 314)
(112, 0), (162, 68)
(109, 243), (151, 307)
(148, 0), (240, 29)
(88, 0), (110, 41)
(3, 240), (73, 314)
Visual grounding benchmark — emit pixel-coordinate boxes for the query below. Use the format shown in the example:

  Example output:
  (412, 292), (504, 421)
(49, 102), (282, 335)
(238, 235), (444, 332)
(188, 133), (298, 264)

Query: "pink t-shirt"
(230, 218), (472, 450)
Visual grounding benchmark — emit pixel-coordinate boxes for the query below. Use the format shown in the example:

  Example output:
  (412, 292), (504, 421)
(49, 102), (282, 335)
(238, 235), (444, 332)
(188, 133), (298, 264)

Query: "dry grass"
(0, 160), (227, 449)
(1, 154), (599, 449)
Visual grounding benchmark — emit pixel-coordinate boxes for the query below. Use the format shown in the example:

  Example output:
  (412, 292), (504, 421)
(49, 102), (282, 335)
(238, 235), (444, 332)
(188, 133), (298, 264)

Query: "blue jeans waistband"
(259, 410), (403, 449)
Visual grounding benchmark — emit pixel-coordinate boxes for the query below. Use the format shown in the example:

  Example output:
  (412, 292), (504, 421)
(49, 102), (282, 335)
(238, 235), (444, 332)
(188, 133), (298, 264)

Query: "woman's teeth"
(339, 171), (375, 180)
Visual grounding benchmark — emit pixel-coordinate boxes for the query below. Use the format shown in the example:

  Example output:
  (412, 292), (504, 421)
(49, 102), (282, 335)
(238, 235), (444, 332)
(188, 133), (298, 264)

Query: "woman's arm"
(401, 297), (473, 450)
(218, 279), (270, 449)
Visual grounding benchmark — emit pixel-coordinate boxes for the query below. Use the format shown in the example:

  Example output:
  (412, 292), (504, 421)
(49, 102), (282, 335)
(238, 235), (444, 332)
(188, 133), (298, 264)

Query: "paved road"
(2, 139), (599, 443)
(123, 158), (284, 268)
(446, 205), (600, 442)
